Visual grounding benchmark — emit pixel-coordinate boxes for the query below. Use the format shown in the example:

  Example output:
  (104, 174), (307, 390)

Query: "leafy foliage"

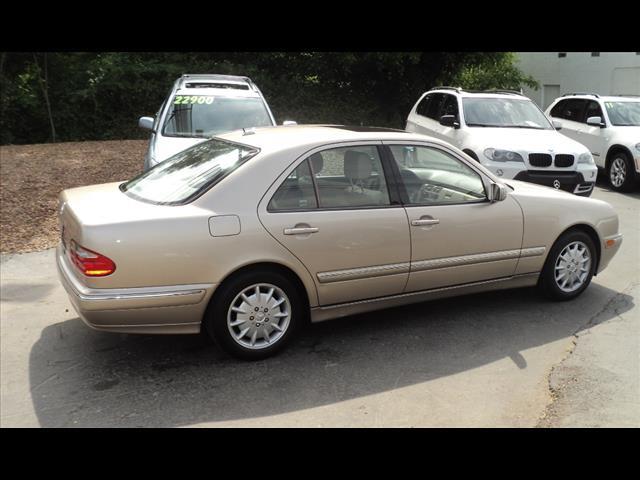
(0, 52), (538, 145)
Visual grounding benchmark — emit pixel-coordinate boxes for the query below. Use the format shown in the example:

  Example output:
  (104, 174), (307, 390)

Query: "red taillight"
(69, 241), (116, 277)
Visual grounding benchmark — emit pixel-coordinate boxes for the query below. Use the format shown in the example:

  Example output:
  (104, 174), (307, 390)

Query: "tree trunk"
(33, 52), (56, 143)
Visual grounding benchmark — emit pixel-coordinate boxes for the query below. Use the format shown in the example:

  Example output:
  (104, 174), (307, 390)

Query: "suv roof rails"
(482, 88), (524, 96)
(178, 74), (257, 91)
(429, 86), (524, 96)
(429, 86), (462, 92)
(561, 92), (600, 98)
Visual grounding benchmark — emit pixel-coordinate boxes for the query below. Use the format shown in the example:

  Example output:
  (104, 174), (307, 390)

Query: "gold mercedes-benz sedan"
(57, 125), (623, 359)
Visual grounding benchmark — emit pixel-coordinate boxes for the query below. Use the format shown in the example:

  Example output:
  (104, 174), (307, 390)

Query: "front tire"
(538, 230), (597, 301)
(204, 270), (303, 360)
(607, 151), (636, 192)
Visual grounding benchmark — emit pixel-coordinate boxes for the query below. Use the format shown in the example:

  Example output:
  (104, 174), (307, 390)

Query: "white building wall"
(516, 52), (640, 109)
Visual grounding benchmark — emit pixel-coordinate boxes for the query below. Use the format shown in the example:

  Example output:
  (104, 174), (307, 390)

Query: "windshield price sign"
(174, 95), (214, 105)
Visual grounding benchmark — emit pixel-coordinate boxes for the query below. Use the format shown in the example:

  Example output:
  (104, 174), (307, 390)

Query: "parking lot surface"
(1, 181), (638, 427)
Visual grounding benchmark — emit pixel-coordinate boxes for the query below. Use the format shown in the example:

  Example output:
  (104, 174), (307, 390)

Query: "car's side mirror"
(282, 120), (297, 126)
(586, 116), (605, 128)
(552, 120), (563, 130)
(489, 182), (508, 203)
(439, 115), (460, 129)
(138, 116), (155, 131)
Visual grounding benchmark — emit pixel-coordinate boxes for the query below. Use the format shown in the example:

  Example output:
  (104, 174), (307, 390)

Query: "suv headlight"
(635, 143), (640, 153)
(578, 152), (595, 164)
(483, 148), (524, 162)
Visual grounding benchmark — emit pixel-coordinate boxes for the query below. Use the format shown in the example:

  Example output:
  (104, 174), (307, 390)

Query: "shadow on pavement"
(29, 281), (633, 427)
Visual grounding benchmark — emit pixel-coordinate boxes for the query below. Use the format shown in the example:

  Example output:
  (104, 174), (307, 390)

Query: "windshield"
(121, 138), (259, 205)
(604, 101), (640, 126)
(462, 97), (553, 129)
(162, 95), (273, 138)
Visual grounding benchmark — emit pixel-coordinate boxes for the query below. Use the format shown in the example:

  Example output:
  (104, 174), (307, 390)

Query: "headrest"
(344, 151), (373, 181)
(308, 153), (324, 174)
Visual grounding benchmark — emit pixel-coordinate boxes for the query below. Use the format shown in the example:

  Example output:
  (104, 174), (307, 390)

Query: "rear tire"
(607, 151), (636, 192)
(538, 230), (597, 301)
(204, 269), (303, 360)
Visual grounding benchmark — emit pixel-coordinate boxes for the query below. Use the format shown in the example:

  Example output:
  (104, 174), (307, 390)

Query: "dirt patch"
(1, 140), (147, 254)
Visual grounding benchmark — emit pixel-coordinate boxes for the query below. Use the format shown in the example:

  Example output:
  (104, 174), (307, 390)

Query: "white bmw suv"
(406, 87), (598, 196)
(546, 93), (640, 192)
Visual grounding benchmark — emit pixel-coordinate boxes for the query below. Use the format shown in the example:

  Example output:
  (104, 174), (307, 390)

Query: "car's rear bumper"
(513, 170), (595, 196)
(56, 245), (214, 334)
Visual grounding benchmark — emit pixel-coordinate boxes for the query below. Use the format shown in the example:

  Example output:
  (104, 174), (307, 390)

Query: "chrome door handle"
(411, 218), (440, 227)
(284, 227), (319, 235)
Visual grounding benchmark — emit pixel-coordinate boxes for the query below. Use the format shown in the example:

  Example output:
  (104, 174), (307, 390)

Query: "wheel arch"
(605, 144), (633, 169)
(554, 223), (602, 275)
(205, 261), (312, 324)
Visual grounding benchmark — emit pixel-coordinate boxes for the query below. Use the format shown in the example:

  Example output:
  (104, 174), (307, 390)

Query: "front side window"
(426, 93), (444, 120)
(121, 139), (259, 205)
(583, 101), (604, 123)
(390, 145), (486, 205)
(441, 94), (459, 118)
(163, 95), (273, 138)
(462, 97), (554, 129)
(604, 101), (640, 126)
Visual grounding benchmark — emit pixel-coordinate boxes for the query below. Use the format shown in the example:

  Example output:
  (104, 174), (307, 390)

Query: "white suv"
(138, 74), (283, 171)
(406, 87), (598, 196)
(546, 94), (640, 192)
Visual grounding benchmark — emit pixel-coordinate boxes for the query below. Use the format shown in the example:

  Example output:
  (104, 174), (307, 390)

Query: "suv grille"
(529, 153), (552, 167)
(554, 154), (575, 167)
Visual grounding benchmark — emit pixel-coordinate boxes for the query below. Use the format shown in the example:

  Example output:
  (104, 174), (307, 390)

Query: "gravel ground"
(0, 140), (146, 254)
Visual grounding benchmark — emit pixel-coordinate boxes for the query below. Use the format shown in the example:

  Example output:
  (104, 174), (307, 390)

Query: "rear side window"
(268, 160), (318, 211)
(416, 94), (432, 117)
(121, 138), (259, 205)
(268, 146), (391, 211)
(551, 99), (587, 122)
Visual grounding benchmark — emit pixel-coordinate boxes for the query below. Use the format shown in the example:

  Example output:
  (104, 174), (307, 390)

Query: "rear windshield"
(162, 95), (273, 138)
(121, 138), (259, 205)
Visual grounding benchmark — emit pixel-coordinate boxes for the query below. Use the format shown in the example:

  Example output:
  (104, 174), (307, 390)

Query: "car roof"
(428, 89), (529, 100)
(174, 74), (261, 97)
(216, 124), (444, 151)
(554, 94), (640, 102)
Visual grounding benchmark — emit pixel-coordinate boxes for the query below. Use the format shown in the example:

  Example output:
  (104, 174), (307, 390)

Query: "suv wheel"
(538, 230), (596, 301)
(607, 151), (636, 192)
(204, 270), (303, 360)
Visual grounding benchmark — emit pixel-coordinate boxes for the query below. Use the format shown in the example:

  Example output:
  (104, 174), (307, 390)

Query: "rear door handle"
(411, 217), (440, 227)
(284, 227), (319, 235)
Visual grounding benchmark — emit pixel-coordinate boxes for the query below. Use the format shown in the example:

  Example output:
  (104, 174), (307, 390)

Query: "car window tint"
(426, 93), (444, 120)
(416, 94), (432, 117)
(312, 146), (391, 209)
(441, 94), (459, 118)
(549, 100), (565, 118)
(557, 99), (587, 122)
(268, 159), (318, 211)
(390, 145), (486, 205)
(583, 101), (604, 123)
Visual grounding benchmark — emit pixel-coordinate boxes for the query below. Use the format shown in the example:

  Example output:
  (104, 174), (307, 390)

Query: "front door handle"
(411, 217), (440, 227)
(284, 226), (319, 235)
